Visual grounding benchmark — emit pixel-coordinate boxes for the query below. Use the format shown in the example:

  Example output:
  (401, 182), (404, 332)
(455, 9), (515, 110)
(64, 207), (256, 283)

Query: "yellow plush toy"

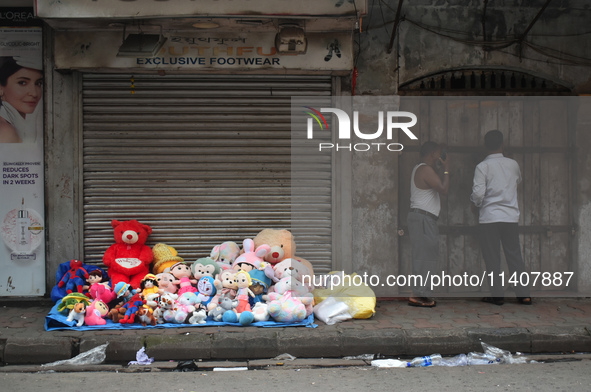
(252, 229), (315, 277)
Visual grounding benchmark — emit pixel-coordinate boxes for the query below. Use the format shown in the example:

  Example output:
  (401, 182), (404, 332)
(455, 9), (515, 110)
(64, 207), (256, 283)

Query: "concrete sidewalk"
(2, 297), (591, 366)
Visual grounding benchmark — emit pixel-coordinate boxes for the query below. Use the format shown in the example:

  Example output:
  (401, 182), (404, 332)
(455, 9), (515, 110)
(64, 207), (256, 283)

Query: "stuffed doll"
(140, 273), (160, 309)
(234, 270), (255, 315)
(170, 262), (198, 295)
(232, 238), (270, 272)
(67, 302), (87, 327)
(191, 257), (221, 281)
(265, 276), (314, 323)
(114, 283), (145, 324)
(140, 274), (159, 298)
(119, 292), (145, 324)
(113, 282), (137, 305)
(136, 305), (157, 327)
(85, 300), (109, 326)
(253, 229), (315, 277)
(156, 272), (177, 294)
(103, 219), (153, 289)
(195, 276), (217, 308)
(85, 270), (116, 304)
(58, 259), (89, 294)
(248, 269), (272, 307)
(210, 241), (241, 270)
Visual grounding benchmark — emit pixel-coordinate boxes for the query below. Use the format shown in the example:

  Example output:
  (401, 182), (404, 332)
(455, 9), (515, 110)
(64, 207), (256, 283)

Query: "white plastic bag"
(313, 296), (352, 325)
(42, 343), (108, 367)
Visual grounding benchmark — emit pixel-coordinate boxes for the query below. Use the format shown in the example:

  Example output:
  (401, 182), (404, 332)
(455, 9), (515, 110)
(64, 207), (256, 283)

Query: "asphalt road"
(3, 357), (591, 392)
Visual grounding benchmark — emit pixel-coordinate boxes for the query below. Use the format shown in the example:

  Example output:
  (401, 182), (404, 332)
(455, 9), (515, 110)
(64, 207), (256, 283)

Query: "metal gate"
(398, 98), (574, 294)
(81, 74), (333, 272)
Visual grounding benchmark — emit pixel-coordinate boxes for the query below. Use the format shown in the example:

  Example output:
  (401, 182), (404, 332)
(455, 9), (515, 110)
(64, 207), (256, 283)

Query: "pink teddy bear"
(265, 276), (314, 323)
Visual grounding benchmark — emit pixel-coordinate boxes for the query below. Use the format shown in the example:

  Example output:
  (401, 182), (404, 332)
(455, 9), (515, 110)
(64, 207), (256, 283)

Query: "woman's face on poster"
(1, 67), (43, 117)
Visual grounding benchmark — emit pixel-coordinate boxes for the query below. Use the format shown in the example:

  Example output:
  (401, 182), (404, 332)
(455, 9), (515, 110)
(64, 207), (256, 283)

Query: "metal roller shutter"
(81, 74), (333, 273)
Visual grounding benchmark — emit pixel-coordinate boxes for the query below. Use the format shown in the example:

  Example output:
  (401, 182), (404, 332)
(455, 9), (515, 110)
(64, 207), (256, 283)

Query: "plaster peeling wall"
(356, 0), (591, 94)
(575, 99), (591, 293)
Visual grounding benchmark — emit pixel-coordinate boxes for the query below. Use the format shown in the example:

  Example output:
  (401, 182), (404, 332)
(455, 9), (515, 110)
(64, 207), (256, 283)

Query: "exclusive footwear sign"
(53, 31), (353, 72)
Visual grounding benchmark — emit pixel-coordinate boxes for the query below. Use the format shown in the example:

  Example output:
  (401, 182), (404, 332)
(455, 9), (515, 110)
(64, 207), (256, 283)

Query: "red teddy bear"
(103, 219), (153, 290)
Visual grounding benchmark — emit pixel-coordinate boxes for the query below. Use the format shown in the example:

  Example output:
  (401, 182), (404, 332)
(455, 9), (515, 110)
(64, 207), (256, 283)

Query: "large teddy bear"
(253, 229), (315, 278)
(265, 276), (314, 323)
(103, 219), (153, 290)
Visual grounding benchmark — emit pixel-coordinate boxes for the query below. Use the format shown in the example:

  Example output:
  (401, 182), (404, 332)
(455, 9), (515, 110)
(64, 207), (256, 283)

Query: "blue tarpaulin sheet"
(45, 302), (317, 331)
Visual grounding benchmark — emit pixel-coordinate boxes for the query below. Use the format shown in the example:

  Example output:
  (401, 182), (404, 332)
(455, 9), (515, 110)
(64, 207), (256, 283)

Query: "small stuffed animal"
(67, 302), (87, 327)
(272, 258), (314, 292)
(174, 292), (200, 323)
(154, 292), (178, 324)
(252, 302), (269, 322)
(208, 294), (239, 322)
(265, 276), (314, 323)
(188, 308), (207, 325)
(196, 276), (217, 307)
(85, 300), (109, 326)
(191, 257), (221, 281)
(156, 272), (178, 294)
(103, 220), (153, 289)
(136, 305), (157, 327)
(210, 241), (241, 270)
(108, 305), (126, 323)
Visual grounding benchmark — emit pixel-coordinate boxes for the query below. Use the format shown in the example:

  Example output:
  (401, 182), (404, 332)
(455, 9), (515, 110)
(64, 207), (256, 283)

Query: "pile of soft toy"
(54, 219), (316, 328)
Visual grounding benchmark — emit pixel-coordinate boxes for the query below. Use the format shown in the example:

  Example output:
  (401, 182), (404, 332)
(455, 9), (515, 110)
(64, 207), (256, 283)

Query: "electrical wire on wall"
(374, 0), (591, 67)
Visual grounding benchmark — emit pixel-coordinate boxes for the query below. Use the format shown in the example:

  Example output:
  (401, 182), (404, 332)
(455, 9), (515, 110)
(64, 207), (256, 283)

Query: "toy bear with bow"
(103, 219), (153, 290)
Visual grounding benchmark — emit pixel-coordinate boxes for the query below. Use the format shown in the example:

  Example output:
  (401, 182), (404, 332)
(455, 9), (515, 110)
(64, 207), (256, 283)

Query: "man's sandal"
(517, 297), (533, 305)
(482, 297), (504, 306)
(408, 297), (436, 308)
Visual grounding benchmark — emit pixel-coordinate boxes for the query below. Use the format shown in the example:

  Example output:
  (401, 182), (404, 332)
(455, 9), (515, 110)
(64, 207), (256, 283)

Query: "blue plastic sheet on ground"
(45, 303), (317, 331)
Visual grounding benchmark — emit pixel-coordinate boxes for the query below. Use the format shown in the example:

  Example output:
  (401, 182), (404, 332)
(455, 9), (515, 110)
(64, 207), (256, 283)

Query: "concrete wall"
(350, 0), (590, 296)
(356, 1), (591, 95)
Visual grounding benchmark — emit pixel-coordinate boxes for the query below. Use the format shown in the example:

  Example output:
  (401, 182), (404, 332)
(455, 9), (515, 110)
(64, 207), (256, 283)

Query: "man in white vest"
(407, 141), (450, 307)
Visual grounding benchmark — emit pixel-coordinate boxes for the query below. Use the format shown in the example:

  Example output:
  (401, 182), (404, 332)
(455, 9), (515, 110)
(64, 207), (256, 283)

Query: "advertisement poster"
(0, 8), (44, 296)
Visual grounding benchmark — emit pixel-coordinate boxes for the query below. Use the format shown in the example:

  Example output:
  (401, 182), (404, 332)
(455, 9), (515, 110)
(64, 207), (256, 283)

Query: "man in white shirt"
(470, 130), (532, 306)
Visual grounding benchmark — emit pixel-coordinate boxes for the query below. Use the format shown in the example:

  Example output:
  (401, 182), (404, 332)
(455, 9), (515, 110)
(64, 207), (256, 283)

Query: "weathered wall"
(44, 27), (80, 290)
(575, 98), (591, 293)
(356, 0), (591, 94)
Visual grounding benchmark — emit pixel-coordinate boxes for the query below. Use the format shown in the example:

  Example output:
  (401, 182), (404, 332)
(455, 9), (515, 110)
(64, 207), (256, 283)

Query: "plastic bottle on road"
(408, 354), (442, 367)
(467, 352), (501, 365)
(438, 353), (468, 367)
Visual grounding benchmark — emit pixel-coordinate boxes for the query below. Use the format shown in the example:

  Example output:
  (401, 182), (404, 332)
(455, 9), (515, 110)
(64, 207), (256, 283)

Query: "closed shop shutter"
(82, 74), (333, 273)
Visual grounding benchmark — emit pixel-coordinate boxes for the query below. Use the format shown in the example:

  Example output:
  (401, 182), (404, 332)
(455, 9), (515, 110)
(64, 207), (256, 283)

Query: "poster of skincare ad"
(0, 8), (45, 296)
